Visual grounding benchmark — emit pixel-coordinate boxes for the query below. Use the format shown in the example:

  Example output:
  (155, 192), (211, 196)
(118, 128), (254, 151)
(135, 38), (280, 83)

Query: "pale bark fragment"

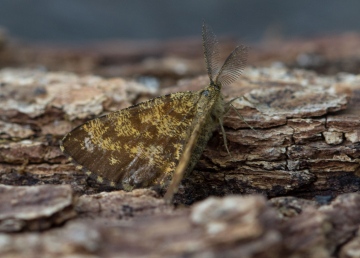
(0, 184), (75, 232)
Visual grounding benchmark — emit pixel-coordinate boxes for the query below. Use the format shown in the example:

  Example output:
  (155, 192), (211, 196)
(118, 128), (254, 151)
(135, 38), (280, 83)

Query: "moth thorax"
(212, 93), (225, 119)
(210, 80), (221, 90)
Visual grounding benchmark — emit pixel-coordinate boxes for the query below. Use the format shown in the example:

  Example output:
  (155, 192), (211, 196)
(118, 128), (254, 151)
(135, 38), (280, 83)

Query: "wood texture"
(1, 66), (357, 202)
(1, 34), (360, 256)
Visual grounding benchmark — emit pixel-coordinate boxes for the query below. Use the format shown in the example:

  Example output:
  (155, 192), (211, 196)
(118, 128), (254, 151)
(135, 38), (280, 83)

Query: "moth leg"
(219, 118), (231, 156)
(224, 96), (241, 113)
(225, 95), (254, 113)
(225, 96), (256, 132)
(230, 104), (256, 132)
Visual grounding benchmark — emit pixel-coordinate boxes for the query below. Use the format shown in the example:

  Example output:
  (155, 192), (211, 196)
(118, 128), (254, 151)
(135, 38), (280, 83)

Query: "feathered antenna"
(202, 22), (221, 84)
(215, 45), (247, 87)
(202, 22), (247, 88)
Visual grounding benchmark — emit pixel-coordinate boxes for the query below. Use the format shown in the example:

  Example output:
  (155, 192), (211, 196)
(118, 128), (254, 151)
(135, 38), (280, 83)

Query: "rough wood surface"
(162, 67), (358, 204)
(0, 184), (75, 232)
(0, 186), (360, 257)
(1, 36), (360, 256)
(1, 66), (358, 202)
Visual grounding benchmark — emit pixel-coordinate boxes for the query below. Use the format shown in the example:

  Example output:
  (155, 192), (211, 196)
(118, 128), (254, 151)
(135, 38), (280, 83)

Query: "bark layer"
(0, 60), (359, 257)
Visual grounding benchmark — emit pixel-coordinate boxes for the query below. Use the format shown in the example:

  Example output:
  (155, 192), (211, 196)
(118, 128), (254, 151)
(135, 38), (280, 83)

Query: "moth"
(61, 23), (247, 202)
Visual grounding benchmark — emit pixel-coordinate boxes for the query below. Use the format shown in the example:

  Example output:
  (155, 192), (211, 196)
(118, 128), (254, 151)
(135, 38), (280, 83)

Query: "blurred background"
(1, 0), (360, 85)
(1, 0), (360, 42)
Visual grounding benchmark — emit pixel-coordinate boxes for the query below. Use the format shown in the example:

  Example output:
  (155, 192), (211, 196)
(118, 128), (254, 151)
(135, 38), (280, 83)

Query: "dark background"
(0, 0), (359, 43)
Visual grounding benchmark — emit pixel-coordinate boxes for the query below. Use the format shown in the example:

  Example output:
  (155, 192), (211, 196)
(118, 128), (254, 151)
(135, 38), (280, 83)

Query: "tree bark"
(0, 40), (360, 257)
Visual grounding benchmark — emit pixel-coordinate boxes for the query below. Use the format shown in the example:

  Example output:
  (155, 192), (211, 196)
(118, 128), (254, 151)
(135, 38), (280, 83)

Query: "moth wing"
(61, 92), (202, 190)
(164, 112), (206, 202)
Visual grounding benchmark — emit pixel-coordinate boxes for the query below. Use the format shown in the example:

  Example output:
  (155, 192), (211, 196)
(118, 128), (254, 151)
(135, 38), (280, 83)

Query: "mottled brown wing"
(61, 91), (202, 190)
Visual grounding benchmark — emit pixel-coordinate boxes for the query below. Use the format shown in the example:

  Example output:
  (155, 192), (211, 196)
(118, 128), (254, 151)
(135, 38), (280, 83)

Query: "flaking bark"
(0, 49), (360, 257)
